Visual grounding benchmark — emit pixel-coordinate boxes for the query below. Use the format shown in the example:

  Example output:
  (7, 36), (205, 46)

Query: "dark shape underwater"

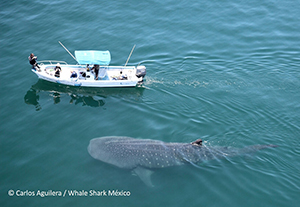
(88, 136), (277, 187)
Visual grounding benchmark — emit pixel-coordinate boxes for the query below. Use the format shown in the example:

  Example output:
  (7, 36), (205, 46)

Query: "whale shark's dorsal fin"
(191, 139), (203, 146)
(133, 167), (154, 187)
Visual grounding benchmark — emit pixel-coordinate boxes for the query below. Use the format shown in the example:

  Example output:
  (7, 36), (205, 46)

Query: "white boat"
(31, 48), (146, 88)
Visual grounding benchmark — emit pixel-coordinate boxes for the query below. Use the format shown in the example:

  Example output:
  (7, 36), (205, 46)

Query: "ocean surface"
(1, 0), (300, 206)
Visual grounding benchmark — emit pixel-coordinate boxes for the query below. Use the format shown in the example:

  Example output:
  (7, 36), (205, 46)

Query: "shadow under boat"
(24, 79), (145, 110)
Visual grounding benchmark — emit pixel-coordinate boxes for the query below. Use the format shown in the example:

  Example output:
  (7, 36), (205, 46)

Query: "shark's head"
(88, 138), (104, 160)
(87, 136), (138, 169)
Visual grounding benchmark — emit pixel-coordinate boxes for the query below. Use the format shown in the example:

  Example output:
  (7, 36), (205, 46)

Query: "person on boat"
(92, 64), (100, 80)
(80, 71), (86, 78)
(70, 71), (77, 78)
(54, 63), (62, 78)
(28, 53), (40, 69)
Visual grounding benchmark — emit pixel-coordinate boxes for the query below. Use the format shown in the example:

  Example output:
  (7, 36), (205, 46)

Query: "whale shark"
(87, 136), (277, 187)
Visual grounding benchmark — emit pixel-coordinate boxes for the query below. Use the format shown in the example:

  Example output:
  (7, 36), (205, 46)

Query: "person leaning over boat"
(28, 53), (40, 69)
(54, 63), (61, 77)
(92, 64), (99, 80)
(70, 71), (77, 78)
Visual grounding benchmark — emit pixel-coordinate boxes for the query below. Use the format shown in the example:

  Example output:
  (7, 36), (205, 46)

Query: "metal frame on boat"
(31, 42), (146, 88)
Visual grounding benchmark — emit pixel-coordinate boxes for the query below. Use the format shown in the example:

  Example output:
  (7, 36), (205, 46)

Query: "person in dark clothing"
(70, 71), (77, 78)
(54, 63), (62, 77)
(28, 53), (40, 69)
(92, 64), (100, 80)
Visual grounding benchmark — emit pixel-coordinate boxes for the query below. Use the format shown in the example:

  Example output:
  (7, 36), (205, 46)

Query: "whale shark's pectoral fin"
(132, 166), (154, 187)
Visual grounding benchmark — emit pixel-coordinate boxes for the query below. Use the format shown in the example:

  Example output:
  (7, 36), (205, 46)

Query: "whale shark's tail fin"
(238, 144), (278, 156)
(205, 144), (278, 161)
(245, 144), (278, 151)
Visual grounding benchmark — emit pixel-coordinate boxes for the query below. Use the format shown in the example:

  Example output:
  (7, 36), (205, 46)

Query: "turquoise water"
(1, 0), (300, 206)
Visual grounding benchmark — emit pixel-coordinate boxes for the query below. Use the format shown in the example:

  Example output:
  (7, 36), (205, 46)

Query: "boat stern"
(136, 65), (146, 79)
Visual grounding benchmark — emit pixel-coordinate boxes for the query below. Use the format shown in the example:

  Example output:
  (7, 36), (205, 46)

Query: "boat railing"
(38, 60), (68, 66)
(107, 66), (136, 70)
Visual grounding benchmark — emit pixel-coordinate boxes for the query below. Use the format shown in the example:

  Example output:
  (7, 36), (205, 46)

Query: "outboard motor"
(136, 65), (146, 78)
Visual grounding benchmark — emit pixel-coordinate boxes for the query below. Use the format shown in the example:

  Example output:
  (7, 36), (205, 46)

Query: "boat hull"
(31, 63), (145, 88)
